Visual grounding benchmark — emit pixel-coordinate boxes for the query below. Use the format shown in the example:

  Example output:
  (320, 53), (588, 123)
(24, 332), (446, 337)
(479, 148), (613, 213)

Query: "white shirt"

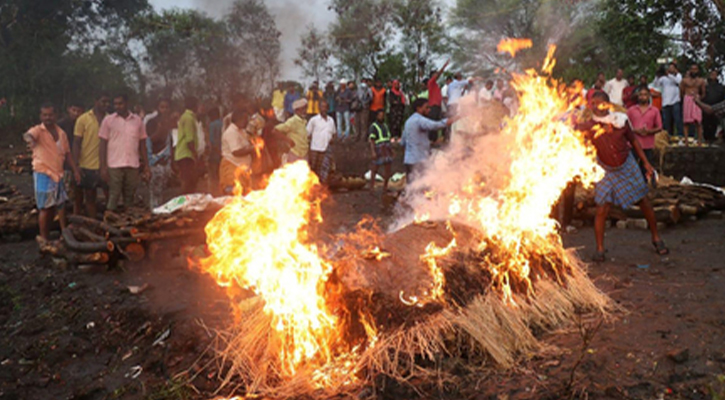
(221, 123), (252, 168)
(447, 79), (468, 105)
(478, 87), (493, 103)
(306, 114), (336, 152)
(603, 78), (628, 106)
(655, 73), (682, 107)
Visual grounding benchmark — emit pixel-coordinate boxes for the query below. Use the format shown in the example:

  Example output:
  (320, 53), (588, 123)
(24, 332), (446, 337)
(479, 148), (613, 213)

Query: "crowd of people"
(21, 59), (725, 259)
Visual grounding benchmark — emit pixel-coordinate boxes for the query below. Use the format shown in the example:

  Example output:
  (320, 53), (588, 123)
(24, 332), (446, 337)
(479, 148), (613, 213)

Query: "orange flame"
(497, 38), (533, 57)
(199, 162), (337, 375)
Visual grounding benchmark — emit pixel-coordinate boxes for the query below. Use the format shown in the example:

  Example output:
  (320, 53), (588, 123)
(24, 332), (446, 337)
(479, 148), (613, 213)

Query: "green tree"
(294, 25), (333, 84)
(329, 0), (395, 79)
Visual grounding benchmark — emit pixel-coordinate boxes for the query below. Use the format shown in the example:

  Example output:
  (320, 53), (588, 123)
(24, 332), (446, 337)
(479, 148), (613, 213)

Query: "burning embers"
(195, 41), (612, 398)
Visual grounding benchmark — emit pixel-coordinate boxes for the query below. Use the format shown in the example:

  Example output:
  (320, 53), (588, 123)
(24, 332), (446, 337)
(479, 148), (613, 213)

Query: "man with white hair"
(274, 98), (309, 164)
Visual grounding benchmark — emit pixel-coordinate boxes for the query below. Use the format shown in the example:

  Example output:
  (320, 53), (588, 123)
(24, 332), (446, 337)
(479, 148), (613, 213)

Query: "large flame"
(497, 38), (533, 57)
(199, 162), (337, 375)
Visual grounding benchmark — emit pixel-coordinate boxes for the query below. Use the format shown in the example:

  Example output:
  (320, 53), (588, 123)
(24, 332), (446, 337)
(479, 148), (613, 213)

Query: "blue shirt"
(284, 92), (301, 114)
(401, 113), (447, 165)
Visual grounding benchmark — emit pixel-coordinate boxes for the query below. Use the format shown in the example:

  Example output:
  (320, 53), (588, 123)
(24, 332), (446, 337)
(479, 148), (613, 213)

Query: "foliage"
(294, 25), (333, 84)
(328, 0), (396, 79)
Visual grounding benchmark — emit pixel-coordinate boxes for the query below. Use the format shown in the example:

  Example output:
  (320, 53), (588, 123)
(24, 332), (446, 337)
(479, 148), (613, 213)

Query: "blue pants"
(336, 111), (350, 138)
(661, 102), (684, 137)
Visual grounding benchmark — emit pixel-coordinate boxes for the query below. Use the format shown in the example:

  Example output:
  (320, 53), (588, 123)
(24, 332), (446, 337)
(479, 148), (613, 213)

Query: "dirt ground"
(1, 141), (725, 400)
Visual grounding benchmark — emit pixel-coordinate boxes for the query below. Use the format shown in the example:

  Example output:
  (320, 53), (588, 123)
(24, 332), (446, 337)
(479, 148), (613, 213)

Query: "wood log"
(624, 205), (681, 224)
(66, 252), (111, 265)
(74, 226), (107, 242)
(678, 204), (700, 216)
(68, 215), (126, 237)
(63, 226), (115, 253)
(132, 228), (205, 241)
(120, 242), (146, 262)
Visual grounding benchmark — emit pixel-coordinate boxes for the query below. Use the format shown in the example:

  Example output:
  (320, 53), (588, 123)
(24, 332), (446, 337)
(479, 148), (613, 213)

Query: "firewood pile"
(37, 207), (219, 266)
(574, 176), (725, 226)
(0, 183), (38, 237)
(2, 152), (32, 174)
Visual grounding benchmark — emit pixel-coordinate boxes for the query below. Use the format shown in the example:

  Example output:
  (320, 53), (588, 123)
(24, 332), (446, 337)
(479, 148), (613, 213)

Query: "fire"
(198, 162), (337, 375)
(497, 38), (533, 57)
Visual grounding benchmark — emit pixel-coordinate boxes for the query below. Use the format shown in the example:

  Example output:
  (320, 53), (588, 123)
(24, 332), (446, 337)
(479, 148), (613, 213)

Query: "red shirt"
(370, 87), (386, 111)
(428, 78), (442, 107)
(626, 105), (662, 150)
(622, 86), (637, 108)
(578, 112), (636, 168)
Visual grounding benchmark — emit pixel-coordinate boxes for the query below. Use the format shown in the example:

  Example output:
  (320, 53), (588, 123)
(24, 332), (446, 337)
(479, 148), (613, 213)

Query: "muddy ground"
(1, 141), (725, 400)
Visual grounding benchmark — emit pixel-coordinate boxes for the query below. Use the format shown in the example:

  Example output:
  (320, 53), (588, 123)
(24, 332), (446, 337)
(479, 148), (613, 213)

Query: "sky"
(149, 0), (337, 81)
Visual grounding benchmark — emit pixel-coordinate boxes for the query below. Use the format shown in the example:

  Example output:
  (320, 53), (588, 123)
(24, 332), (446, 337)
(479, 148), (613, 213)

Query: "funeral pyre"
(185, 43), (622, 398)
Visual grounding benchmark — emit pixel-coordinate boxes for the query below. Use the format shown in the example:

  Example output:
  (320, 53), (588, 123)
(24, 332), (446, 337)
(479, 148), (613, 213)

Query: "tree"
(294, 25), (333, 84)
(329, 0), (396, 79)
(391, 0), (448, 87)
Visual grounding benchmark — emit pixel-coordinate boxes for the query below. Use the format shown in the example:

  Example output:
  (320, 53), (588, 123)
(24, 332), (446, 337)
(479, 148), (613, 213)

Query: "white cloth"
(654, 73), (682, 107)
(592, 111), (629, 129)
(196, 121), (206, 156)
(143, 111), (158, 127)
(447, 79), (468, 105)
(478, 87), (493, 103)
(221, 123), (253, 168)
(603, 78), (628, 106)
(306, 114), (336, 152)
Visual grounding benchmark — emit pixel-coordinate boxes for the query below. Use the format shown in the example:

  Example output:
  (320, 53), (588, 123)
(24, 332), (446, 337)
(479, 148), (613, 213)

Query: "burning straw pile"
(193, 43), (614, 399)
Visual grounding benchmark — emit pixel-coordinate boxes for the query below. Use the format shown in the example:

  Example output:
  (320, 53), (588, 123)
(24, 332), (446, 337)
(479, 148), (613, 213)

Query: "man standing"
(702, 70), (725, 142)
(603, 68), (628, 106)
(275, 99), (309, 163)
(175, 97), (200, 194)
(334, 80), (352, 140)
(73, 93), (110, 218)
(427, 60), (449, 119)
(446, 73), (469, 116)
(627, 87), (663, 175)
(578, 92), (668, 261)
(58, 100), (84, 215)
(368, 109), (393, 193)
(24, 104), (81, 239)
(401, 98), (455, 178)
(622, 75), (638, 109)
(478, 80), (494, 103)
(356, 79), (373, 142)
(272, 82), (286, 122)
(680, 63), (707, 146)
(99, 95), (150, 211)
(388, 80), (406, 138)
(586, 72), (606, 104)
(283, 84), (300, 118)
(219, 110), (255, 194)
(306, 81), (323, 118)
(145, 98), (175, 208)
(656, 63), (684, 139)
(306, 100), (336, 183)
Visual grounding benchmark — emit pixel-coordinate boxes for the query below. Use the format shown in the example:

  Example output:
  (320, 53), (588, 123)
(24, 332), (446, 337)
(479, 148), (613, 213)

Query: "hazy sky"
(149, 0), (337, 80)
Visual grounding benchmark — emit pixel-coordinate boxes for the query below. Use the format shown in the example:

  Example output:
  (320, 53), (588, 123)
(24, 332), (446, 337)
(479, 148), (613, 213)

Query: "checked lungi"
(595, 153), (648, 209)
(308, 150), (333, 183)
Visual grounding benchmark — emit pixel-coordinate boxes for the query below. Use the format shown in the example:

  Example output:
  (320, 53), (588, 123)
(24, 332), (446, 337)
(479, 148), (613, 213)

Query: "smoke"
(191, 0), (336, 80)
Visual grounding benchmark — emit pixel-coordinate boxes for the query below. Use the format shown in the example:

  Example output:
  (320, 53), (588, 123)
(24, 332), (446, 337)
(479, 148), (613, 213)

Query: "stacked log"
(573, 178), (725, 226)
(2, 152), (32, 174)
(0, 184), (38, 237)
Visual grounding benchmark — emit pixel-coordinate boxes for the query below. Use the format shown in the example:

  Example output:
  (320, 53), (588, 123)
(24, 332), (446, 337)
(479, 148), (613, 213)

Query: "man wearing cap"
(274, 98), (309, 163)
(335, 79), (353, 139)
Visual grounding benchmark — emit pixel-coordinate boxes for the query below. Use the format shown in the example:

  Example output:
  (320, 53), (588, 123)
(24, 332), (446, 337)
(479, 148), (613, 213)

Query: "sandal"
(652, 240), (670, 255)
(592, 250), (606, 262)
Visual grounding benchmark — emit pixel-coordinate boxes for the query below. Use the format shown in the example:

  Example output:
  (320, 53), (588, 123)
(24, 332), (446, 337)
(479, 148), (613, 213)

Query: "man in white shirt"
(446, 73), (470, 116)
(219, 110), (255, 194)
(478, 80), (494, 103)
(655, 63), (684, 138)
(603, 68), (628, 106)
(306, 100), (336, 182)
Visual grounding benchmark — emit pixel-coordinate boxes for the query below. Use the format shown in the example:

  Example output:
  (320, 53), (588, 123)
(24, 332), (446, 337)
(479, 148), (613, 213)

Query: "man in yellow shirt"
(175, 96), (200, 194)
(271, 83), (286, 122)
(274, 99), (309, 163)
(306, 81), (323, 118)
(73, 93), (110, 218)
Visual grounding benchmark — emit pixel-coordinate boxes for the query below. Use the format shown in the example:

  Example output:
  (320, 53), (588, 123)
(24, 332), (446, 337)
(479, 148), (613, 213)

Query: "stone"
(667, 348), (689, 364)
(616, 220), (627, 229)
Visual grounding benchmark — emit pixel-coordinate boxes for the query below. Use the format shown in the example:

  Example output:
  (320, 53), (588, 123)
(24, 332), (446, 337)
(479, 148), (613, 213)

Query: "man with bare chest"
(680, 63), (707, 145)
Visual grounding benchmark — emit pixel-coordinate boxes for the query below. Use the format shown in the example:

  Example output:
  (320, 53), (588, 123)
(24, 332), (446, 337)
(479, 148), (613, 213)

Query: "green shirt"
(175, 109), (198, 161)
(275, 115), (309, 158)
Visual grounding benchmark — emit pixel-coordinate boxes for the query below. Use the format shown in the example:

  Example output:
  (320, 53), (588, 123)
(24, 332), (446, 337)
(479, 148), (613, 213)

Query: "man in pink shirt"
(626, 87), (663, 177)
(23, 103), (81, 239)
(99, 94), (150, 211)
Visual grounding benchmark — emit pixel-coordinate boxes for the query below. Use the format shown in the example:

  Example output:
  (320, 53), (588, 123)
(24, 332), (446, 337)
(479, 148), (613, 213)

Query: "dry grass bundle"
(207, 222), (614, 399)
